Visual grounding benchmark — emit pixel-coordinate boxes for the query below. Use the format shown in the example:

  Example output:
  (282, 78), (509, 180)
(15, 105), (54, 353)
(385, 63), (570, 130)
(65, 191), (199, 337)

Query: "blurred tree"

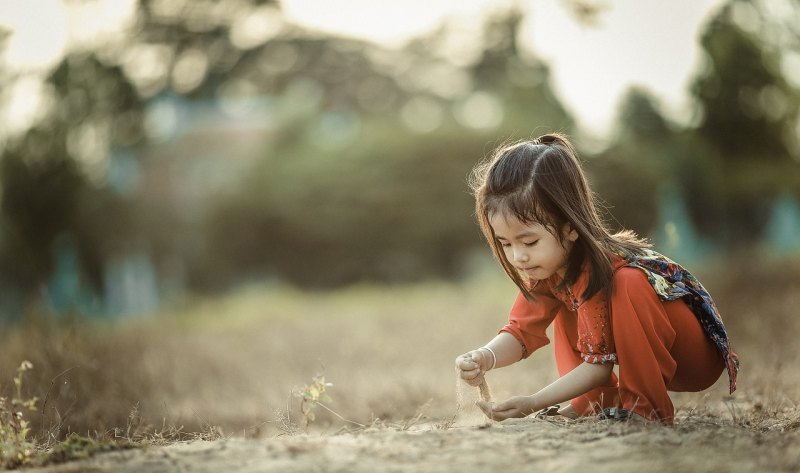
(587, 88), (674, 236)
(589, 0), (800, 249)
(131, 0), (282, 98)
(615, 87), (672, 141)
(1, 130), (83, 288)
(690, 0), (800, 244)
(1, 0), (578, 306)
(0, 53), (145, 311)
(470, 7), (573, 131)
(558, 0), (613, 27)
(198, 5), (576, 289)
(0, 0), (286, 310)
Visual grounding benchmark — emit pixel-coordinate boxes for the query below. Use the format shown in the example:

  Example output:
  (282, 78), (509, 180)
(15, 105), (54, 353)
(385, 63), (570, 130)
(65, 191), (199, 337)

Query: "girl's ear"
(562, 224), (579, 242)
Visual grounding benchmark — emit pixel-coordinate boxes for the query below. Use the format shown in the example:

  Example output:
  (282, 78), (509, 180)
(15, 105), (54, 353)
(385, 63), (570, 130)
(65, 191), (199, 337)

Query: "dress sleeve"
(577, 289), (616, 364)
(500, 288), (561, 359)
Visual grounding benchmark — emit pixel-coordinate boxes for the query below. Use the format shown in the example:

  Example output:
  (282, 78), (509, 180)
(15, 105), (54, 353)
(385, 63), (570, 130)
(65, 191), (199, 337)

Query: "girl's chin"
(521, 268), (551, 280)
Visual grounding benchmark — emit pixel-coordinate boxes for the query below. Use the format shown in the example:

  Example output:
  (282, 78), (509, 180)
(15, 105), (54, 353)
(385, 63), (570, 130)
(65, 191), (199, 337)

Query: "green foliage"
(41, 434), (128, 466)
(0, 140), (85, 292)
(692, 2), (796, 161)
(687, 0), (800, 242)
(0, 361), (39, 469)
(0, 354), (222, 468)
(200, 127), (484, 288)
(593, 0), (800, 246)
(0, 2), (574, 304)
(299, 375), (334, 424)
(192, 10), (573, 290)
(293, 374), (365, 431)
(588, 89), (677, 236)
(1, 0), (798, 310)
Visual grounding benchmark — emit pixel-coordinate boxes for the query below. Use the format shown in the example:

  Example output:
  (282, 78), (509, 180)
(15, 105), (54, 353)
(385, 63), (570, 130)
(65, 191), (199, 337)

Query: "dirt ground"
(4, 262), (800, 472)
(22, 413), (800, 473)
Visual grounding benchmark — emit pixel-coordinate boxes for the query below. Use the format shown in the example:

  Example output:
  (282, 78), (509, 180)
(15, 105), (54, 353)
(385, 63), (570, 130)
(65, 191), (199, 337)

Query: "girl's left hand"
(476, 395), (538, 421)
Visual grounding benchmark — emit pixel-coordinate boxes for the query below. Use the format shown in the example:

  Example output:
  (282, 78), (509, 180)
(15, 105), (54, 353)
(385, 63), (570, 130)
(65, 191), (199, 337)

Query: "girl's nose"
(513, 248), (529, 262)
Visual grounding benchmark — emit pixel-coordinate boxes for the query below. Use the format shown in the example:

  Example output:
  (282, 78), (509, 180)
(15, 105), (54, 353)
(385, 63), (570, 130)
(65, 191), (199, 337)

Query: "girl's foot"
(534, 404), (578, 419)
(598, 407), (657, 424)
(557, 404), (578, 419)
(598, 407), (631, 420)
(534, 405), (561, 419)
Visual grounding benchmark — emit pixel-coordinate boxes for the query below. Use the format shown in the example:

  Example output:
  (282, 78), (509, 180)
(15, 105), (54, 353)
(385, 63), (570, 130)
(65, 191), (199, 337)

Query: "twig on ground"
(39, 365), (80, 444)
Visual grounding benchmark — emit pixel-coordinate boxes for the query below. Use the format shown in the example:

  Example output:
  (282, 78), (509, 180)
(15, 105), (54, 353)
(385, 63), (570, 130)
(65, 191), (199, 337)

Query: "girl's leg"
(611, 268), (726, 424)
(610, 268), (679, 423)
(552, 310), (620, 416)
(663, 299), (725, 392)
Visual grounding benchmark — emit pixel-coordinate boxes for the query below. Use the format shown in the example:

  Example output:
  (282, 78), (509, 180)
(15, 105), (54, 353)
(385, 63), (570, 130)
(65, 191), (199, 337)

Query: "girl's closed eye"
(524, 240), (539, 247)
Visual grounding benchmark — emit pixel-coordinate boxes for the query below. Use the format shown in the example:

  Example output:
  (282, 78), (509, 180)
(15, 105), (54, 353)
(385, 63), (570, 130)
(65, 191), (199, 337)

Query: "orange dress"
(500, 253), (734, 424)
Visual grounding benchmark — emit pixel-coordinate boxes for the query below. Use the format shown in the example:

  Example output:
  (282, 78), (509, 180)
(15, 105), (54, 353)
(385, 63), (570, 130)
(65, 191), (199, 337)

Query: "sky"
(0, 0), (726, 137)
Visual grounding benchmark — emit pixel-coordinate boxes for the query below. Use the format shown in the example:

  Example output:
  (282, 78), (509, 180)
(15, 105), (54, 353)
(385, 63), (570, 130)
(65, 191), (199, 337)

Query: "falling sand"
(478, 380), (492, 402)
(455, 367), (494, 427)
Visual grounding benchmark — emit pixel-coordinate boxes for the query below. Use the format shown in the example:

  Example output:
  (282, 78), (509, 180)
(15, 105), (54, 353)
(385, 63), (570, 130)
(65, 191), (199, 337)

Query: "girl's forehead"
(486, 194), (553, 227)
(488, 212), (549, 235)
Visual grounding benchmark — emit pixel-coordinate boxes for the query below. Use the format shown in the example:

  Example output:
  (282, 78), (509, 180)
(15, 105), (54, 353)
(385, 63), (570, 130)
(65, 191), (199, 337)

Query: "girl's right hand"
(455, 349), (492, 386)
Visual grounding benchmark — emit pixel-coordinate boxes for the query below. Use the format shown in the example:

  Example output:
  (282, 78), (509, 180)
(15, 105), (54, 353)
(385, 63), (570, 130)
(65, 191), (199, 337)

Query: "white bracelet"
(480, 346), (497, 371)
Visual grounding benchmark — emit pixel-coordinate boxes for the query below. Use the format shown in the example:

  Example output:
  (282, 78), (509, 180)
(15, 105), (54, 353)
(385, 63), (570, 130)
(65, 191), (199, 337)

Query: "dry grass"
(0, 253), (799, 467)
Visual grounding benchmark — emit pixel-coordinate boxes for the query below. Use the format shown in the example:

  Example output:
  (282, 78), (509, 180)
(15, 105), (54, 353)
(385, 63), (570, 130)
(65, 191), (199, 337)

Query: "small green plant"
(0, 361), (39, 469)
(42, 434), (113, 465)
(0, 362), (145, 469)
(299, 375), (333, 424)
(294, 374), (364, 430)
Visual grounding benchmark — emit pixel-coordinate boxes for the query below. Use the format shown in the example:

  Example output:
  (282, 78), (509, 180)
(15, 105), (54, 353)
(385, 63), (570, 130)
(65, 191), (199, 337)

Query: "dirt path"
(24, 417), (800, 473)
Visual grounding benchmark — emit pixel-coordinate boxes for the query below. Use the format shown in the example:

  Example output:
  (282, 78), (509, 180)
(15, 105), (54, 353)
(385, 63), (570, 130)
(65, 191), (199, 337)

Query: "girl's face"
(489, 213), (578, 281)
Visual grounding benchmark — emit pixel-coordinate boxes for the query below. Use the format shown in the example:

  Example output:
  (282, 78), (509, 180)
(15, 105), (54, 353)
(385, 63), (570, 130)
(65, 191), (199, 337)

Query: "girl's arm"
(455, 332), (524, 386)
(482, 332), (525, 369)
(478, 362), (614, 420)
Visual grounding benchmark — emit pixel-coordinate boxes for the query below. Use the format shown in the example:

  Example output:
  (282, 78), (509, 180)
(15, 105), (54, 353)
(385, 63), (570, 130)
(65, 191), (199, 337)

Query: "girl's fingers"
(476, 401), (495, 418)
(476, 399), (525, 421)
(487, 407), (517, 421)
(461, 367), (480, 377)
(487, 401), (510, 414)
(495, 410), (518, 421)
(460, 370), (483, 383)
(466, 375), (484, 386)
(493, 396), (532, 414)
(477, 401), (516, 420)
(493, 400), (512, 411)
(456, 357), (479, 371)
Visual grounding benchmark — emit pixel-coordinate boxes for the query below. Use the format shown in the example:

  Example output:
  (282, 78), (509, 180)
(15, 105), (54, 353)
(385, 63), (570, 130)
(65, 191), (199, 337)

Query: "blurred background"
(0, 0), (799, 440)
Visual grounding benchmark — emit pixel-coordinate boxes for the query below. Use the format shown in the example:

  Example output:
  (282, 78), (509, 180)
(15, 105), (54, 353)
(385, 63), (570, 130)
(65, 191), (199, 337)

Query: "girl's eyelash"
(499, 241), (537, 247)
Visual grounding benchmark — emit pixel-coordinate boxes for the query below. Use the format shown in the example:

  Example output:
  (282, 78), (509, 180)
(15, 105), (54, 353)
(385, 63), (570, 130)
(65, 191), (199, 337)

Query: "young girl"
(455, 133), (739, 425)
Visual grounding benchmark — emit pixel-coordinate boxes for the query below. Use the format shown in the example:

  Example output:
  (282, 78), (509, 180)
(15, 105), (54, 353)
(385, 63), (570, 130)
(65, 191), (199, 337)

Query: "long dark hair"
(470, 133), (649, 301)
